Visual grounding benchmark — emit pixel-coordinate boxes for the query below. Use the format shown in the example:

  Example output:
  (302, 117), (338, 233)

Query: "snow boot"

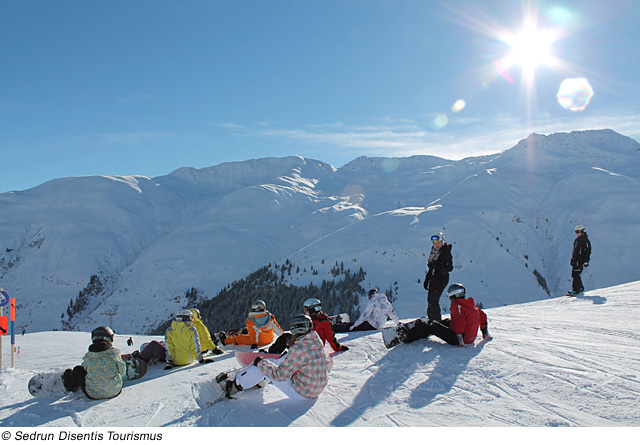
(216, 372), (242, 398)
(62, 369), (79, 392)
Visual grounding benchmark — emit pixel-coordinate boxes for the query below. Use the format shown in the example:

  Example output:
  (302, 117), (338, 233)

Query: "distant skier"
(303, 298), (349, 352)
(333, 288), (399, 332)
(164, 310), (213, 370)
(423, 232), (454, 321)
(216, 314), (331, 400)
(190, 308), (223, 355)
(213, 300), (283, 348)
(569, 225), (591, 295)
(396, 284), (490, 347)
(61, 326), (127, 399)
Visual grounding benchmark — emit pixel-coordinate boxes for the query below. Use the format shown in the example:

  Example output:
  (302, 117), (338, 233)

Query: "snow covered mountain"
(1, 280), (639, 427)
(1, 129), (639, 334)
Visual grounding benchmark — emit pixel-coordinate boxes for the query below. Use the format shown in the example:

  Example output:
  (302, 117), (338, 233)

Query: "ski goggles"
(430, 235), (443, 243)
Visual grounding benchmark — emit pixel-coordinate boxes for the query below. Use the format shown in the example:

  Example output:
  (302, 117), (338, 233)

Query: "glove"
(584, 262), (589, 267)
(164, 362), (173, 370)
(423, 273), (430, 290)
(457, 334), (465, 347)
(251, 343), (258, 350)
(199, 358), (214, 364)
(481, 327), (492, 340)
(340, 345), (350, 352)
(253, 356), (263, 366)
(211, 348), (223, 355)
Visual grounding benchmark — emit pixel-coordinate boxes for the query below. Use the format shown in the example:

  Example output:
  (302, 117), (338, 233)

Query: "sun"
(501, 21), (558, 79)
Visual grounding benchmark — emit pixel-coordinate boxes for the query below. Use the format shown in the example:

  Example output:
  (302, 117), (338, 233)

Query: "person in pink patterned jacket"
(216, 314), (331, 400)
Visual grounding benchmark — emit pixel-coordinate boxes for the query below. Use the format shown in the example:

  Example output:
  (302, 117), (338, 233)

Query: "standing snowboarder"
(424, 232), (453, 321)
(569, 225), (591, 295)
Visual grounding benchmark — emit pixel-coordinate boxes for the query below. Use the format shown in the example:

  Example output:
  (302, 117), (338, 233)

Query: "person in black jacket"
(423, 232), (453, 321)
(569, 225), (591, 295)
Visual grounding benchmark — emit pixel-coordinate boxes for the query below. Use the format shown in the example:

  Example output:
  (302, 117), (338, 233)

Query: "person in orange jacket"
(303, 298), (349, 352)
(214, 300), (283, 348)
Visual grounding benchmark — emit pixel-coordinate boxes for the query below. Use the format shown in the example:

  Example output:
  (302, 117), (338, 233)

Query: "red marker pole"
(11, 298), (15, 367)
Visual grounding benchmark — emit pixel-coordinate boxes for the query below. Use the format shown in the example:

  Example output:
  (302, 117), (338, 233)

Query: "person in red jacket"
(398, 283), (490, 347)
(303, 298), (349, 352)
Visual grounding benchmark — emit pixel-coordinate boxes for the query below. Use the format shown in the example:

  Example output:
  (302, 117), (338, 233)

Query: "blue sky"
(2, 0), (640, 193)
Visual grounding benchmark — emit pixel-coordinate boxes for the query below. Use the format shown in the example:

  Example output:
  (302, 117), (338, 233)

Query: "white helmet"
(575, 225), (585, 233)
(289, 314), (313, 335)
(176, 309), (193, 322)
(447, 283), (466, 300)
(303, 298), (322, 314)
(251, 300), (267, 312)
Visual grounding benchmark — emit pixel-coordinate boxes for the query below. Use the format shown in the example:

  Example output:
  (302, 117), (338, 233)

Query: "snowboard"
(28, 354), (147, 397)
(235, 351), (283, 367)
(192, 371), (267, 408)
(382, 324), (403, 349)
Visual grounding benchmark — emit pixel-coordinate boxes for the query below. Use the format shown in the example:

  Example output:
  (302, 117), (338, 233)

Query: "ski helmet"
(289, 314), (313, 335)
(176, 309), (193, 322)
(303, 298), (322, 314)
(91, 326), (115, 343)
(430, 232), (445, 243)
(575, 224), (585, 233)
(190, 308), (201, 319)
(447, 283), (466, 300)
(251, 300), (267, 312)
(368, 288), (379, 299)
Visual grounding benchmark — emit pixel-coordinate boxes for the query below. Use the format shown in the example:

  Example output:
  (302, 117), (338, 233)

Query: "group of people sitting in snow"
(59, 231), (498, 402)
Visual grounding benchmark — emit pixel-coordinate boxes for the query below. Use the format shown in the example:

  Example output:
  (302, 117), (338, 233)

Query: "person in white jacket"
(333, 289), (399, 333)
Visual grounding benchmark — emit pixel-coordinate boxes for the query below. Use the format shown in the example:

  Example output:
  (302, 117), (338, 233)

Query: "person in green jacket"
(190, 308), (222, 355)
(62, 326), (126, 399)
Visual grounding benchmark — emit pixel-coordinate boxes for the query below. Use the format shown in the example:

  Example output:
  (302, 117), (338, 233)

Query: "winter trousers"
(426, 274), (449, 321)
(572, 264), (585, 292)
(403, 318), (459, 346)
(332, 321), (375, 333)
(139, 340), (167, 363)
(235, 356), (311, 401)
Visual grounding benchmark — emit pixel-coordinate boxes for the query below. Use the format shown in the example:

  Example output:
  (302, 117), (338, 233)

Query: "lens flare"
(557, 78), (593, 111)
(432, 114), (448, 129)
(451, 99), (466, 113)
(381, 157), (399, 172)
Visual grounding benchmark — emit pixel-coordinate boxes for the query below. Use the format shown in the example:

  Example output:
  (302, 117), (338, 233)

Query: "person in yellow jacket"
(164, 310), (213, 369)
(189, 308), (223, 355)
(215, 300), (284, 348)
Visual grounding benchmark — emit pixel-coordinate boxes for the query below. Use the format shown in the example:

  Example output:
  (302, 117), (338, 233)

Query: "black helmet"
(92, 326), (115, 343)
(251, 300), (267, 312)
(368, 288), (378, 299)
(303, 298), (322, 314)
(290, 314), (313, 335)
(447, 283), (466, 300)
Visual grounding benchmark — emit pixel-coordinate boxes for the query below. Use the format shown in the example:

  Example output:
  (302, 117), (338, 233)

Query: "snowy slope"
(1, 281), (639, 427)
(1, 129), (639, 333)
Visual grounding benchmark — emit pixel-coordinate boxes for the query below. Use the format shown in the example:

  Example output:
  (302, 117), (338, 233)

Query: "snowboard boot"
(62, 369), (80, 392)
(216, 372), (242, 398)
(213, 332), (227, 346)
(396, 324), (409, 343)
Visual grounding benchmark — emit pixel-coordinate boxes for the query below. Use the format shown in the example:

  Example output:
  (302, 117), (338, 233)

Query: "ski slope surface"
(1, 281), (639, 427)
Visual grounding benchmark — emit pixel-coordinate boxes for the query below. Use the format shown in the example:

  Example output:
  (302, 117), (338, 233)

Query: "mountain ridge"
(1, 129), (639, 334)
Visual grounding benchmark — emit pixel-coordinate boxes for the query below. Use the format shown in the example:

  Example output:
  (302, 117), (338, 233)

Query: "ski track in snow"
(1, 281), (640, 427)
